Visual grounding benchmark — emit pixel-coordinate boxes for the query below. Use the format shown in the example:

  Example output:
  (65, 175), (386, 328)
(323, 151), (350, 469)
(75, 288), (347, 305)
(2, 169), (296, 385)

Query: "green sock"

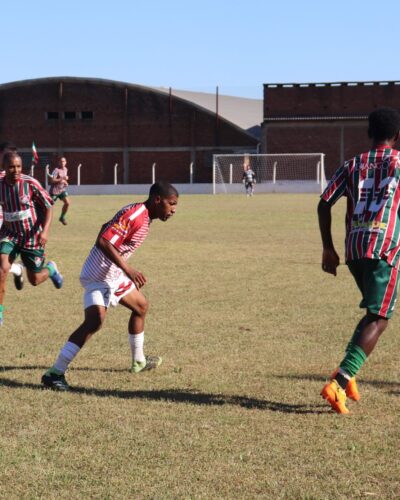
(0, 304), (3, 319)
(339, 344), (367, 378)
(47, 366), (63, 376)
(46, 262), (55, 277)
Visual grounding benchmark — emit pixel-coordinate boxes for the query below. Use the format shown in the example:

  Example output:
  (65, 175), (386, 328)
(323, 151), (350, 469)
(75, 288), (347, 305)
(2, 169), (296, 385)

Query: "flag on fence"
(32, 142), (39, 164)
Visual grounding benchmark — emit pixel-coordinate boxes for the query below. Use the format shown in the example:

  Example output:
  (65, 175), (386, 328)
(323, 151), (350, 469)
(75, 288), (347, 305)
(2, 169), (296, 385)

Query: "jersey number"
(354, 177), (397, 215)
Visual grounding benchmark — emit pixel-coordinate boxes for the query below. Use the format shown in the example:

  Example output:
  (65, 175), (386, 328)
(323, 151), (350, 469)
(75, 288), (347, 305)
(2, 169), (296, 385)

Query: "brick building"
(261, 81), (400, 178)
(0, 77), (258, 186)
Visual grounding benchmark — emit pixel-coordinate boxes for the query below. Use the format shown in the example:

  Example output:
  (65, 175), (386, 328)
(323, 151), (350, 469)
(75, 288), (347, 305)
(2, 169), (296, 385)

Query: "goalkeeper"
(242, 165), (256, 196)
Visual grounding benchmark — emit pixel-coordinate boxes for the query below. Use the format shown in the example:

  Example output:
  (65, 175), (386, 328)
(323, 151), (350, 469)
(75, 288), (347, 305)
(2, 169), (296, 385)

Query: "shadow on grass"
(275, 373), (400, 389)
(0, 366), (327, 414)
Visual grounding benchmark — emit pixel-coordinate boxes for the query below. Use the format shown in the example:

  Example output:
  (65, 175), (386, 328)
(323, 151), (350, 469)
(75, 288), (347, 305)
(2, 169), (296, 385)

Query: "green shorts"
(0, 239), (45, 273)
(51, 191), (68, 202)
(347, 258), (400, 319)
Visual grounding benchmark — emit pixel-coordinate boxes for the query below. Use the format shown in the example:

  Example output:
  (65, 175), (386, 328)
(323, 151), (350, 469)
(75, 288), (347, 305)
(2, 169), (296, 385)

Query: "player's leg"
(119, 287), (162, 373)
(22, 248), (63, 289)
(10, 262), (24, 290)
(42, 300), (107, 391)
(321, 259), (397, 413)
(0, 240), (19, 325)
(59, 193), (70, 225)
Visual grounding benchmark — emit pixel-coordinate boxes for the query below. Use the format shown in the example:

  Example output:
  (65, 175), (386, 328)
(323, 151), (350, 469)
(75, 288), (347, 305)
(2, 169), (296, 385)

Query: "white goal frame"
(212, 153), (327, 194)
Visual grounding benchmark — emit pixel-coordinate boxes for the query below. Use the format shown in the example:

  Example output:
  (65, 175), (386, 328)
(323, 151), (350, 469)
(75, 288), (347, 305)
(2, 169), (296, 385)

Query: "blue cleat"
(47, 261), (64, 289)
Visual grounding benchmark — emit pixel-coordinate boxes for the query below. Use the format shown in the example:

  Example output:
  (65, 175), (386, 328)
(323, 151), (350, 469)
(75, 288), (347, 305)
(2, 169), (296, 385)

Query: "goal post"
(212, 153), (327, 194)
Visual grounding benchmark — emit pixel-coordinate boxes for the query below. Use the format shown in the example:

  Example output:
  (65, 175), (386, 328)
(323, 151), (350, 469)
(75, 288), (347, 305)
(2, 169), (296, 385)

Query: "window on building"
(46, 111), (59, 120)
(81, 111), (93, 120)
(63, 111), (76, 120)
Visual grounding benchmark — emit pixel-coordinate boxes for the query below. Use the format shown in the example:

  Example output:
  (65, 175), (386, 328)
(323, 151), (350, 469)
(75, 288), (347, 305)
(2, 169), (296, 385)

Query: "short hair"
(2, 151), (21, 167)
(149, 181), (179, 198)
(368, 107), (400, 141)
(0, 141), (17, 153)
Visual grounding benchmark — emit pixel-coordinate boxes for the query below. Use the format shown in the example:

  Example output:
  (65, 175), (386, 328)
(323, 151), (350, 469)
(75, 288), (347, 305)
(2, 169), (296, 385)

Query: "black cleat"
(41, 372), (70, 391)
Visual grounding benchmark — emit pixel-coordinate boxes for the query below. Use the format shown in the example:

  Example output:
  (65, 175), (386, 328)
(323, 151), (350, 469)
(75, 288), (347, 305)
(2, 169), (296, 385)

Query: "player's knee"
(84, 308), (105, 332)
(0, 266), (10, 281)
(136, 296), (149, 317)
(28, 273), (40, 286)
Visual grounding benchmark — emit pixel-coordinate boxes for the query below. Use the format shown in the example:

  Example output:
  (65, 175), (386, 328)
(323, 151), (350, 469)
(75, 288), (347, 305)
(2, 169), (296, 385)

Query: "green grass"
(1, 194), (399, 499)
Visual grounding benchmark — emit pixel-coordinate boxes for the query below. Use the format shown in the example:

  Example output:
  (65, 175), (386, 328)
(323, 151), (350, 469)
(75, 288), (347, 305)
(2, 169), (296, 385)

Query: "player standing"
(48, 156), (70, 225)
(242, 164), (256, 196)
(0, 152), (64, 326)
(318, 107), (400, 414)
(42, 181), (179, 391)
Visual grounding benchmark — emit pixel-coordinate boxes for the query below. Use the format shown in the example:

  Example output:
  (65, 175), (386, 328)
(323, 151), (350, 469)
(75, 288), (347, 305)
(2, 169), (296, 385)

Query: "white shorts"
(82, 277), (135, 309)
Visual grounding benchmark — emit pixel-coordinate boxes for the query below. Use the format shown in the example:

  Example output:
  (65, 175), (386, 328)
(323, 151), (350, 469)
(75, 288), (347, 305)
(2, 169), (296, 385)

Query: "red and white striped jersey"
(80, 202), (150, 285)
(321, 146), (400, 267)
(49, 166), (68, 196)
(0, 174), (53, 249)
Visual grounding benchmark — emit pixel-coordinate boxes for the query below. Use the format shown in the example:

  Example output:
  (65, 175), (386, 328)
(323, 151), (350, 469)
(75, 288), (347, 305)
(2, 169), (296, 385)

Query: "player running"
(48, 156), (70, 225)
(0, 152), (63, 326)
(318, 107), (400, 414)
(42, 181), (179, 391)
(0, 142), (25, 290)
(242, 164), (256, 196)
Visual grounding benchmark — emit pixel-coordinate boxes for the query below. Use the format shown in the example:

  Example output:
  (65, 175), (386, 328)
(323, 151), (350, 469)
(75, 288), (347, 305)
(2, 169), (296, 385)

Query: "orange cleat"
(331, 369), (360, 402)
(320, 379), (350, 414)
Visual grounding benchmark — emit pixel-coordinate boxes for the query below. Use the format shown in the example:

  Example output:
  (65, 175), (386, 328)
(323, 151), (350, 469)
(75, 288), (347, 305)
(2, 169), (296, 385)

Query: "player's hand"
(321, 248), (340, 276)
(39, 230), (49, 247)
(130, 269), (147, 289)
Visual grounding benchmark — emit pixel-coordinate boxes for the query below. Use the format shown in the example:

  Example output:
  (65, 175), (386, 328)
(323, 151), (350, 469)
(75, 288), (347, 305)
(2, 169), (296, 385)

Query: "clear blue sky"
(1, 0), (398, 99)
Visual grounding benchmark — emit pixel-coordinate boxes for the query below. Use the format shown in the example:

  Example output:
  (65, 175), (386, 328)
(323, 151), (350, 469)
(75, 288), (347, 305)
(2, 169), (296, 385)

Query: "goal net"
(213, 153), (327, 194)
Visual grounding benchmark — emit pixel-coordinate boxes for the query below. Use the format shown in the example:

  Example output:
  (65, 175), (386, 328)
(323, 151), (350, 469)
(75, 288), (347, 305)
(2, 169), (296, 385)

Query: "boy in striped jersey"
(42, 181), (179, 391)
(48, 156), (70, 225)
(0, 142), (25, 291)
(0, 152), (64, 326)
(318, 107), (400, 414)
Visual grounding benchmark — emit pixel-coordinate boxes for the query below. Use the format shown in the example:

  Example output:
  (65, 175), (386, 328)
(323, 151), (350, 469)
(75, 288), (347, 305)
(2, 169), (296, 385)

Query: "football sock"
(45, 262), (56, 277)
(0, 304), (3, 325)
(338, 344), (367, 379)
(51, 341), (81, 375)
(129, 331), (145, 362)
(10, 263), (22, 276)
(335, 369), (351, 390)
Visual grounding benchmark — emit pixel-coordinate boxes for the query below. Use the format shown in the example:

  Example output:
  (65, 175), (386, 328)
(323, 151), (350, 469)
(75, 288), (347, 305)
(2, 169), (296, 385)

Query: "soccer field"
(1, 194), (399, 498)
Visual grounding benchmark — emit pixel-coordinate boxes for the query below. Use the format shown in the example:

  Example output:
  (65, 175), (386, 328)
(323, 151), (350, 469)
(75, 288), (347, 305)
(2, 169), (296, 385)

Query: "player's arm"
(97, 236), (146, 288)
(318, 199), (340, 276)
(39, 205), (53, 247)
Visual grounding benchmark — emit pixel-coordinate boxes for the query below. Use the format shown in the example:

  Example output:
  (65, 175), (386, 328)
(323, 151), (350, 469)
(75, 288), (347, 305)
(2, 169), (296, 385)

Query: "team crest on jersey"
(34, 257), (43, 267)
(20, 195), (30, 205)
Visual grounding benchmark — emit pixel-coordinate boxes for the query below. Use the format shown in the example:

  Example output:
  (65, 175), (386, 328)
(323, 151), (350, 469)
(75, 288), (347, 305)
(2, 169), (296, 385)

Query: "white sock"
(10, 263), (22, 276)
(53, 341), (81, 374)
(338, 368), (352, 380)
(129, 332), (145, 362)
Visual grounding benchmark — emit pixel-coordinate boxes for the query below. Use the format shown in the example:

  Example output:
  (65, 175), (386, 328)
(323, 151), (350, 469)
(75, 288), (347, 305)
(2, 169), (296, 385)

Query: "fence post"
(273, 161), (277, 184)
(189, 162), (194, 184)
(45, 164), (50, 190)
(114, 163), (118, 185)
(77, 163), (82, 186)
(152, 163), (156, 184)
